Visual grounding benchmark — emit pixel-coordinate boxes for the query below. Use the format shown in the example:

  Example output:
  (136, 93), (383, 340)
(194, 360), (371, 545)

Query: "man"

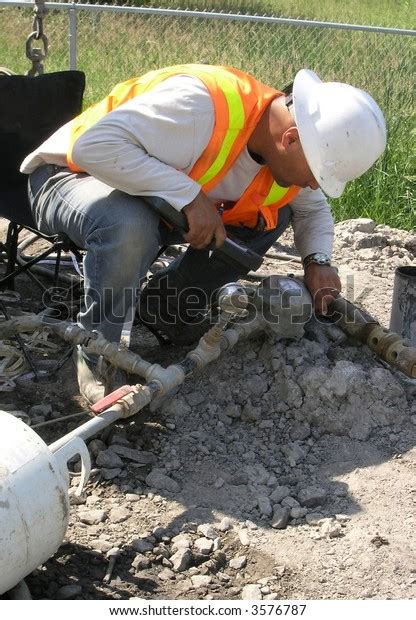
(20, 64), (386, 404)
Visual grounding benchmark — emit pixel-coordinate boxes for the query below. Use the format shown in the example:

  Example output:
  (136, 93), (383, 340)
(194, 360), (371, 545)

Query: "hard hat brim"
(292, 69), (346, 199)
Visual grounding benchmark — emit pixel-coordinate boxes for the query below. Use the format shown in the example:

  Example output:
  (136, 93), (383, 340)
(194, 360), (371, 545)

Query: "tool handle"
(142, 196), (263, 272)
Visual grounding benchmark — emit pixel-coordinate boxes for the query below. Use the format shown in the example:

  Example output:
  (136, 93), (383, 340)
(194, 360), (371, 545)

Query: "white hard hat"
(292, 69), (387, 198)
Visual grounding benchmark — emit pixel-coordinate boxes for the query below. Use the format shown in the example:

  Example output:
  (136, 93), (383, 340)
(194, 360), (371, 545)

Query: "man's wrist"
(303, 252), (331, 269)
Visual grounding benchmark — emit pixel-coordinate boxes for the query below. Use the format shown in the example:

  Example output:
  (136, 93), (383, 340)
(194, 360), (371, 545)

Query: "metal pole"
(390, 266), (416, 346)
(1, 2), (415, 37)
(68, 2), (77, 70)
(48, 403), (125, 452)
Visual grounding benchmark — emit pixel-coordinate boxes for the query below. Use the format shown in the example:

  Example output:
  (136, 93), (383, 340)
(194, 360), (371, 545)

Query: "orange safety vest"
(67, 64), (300, 230)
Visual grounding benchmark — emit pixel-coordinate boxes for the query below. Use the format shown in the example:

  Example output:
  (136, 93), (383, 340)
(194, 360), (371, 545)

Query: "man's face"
(268, 128), (320, 190)
(269, 150), (319, 190)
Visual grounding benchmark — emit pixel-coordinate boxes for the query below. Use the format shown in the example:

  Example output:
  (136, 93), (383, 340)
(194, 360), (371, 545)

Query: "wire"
(31, 410), (91, 429)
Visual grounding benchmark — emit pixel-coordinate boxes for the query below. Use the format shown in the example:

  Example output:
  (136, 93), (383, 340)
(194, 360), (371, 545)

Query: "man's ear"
(281, 126), (300, 149)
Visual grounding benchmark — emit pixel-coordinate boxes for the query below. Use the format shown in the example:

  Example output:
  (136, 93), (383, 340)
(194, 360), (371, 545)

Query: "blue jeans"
(28, 164), (292, 344)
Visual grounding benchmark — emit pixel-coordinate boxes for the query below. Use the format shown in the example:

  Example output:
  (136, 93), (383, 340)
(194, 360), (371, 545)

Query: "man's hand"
(304, 264), (342, 315)
(182, 191), (226, 250)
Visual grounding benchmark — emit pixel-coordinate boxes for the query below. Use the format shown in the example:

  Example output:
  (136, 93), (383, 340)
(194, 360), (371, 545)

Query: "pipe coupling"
(187, 336), (222, 368)
(144, 364), (185, 396)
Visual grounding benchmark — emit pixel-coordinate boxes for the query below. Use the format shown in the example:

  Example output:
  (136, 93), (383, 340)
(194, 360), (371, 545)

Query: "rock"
(197, 524), (217, 540)
(290, 506), (307, 519)
(101, 468), (122, 480)
(257, 496), (273, 517)
(56, 584), (82, 599)
(110, 445), (157, 464)
(305, 513), (325, 525)
(335, 514), (352, 523)
(298, 486), (327, 508)
(320, 519), (343, 538)
(229, 555), (247, 570)
(224, 404), (242, 419)
(259, 419), (274, 430)
(132, 554), (151, 570)
(246, 375), (268, 397)
(241, 584), (262, 600)
(218, 517), (233, 532)
(96, 449), (124, 469)
(343, 218), (376, 234)
(162, 396), (191, 416)
(271, 506), (290, 530)
(281, 496), (300, 508)
(132, 538), (154, 554)
(28, 403), (52, 418)
(109, 434), (131, 447)
(158, 568), (176, 581)
(281, 442), (307, 467)
(86, 495), (101, 507)
(69, 491), (87, 506)
(242, 403), (262, 422)
(185, 391), (206, 407)
(213, 537), (221, 551)
(91, 539), (113, 554)
(125, 493), (141, 502)
(194, 537), (213, 555)
(78, 509), (107, 525)
(87, 439), (107, 457)
(109, 507), (130, 524)
(153, 526), (169, 540)
(170, 548), (193, 572)
(269, 485), (290, 504)
(290, 423), (311, 441)
(230, 472), (249, 485)
(146, 469), (180, 493)
(191, 575), (212, 588)
(238, 530), (251, 546)
(245, 520), (258, 530)
(171, 534), (192, 551)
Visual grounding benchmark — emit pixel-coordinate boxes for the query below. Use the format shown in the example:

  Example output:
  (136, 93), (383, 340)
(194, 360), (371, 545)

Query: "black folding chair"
(0, 70), (85, 292)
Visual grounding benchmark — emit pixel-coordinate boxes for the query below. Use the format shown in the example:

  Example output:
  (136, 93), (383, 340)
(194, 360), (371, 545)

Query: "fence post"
(68, 2), (77, 70)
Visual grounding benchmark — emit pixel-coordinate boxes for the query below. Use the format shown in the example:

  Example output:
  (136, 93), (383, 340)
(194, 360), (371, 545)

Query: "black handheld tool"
(142, 196), (264, 272)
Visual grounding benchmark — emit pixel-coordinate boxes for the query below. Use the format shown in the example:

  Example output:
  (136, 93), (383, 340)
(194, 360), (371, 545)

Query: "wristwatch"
(303, 252), (331, 269)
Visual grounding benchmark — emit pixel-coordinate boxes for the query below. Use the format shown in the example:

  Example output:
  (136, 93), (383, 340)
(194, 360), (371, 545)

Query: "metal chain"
(26, 0), (49, 76)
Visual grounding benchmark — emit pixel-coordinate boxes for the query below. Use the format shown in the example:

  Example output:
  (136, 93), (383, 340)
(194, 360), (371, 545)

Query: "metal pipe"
(0, 315), (152, 377)
(327, 296), (416, 379)
(3, 2), (415, 37)
(48, 403), (126, 452)
(68, 2), (77, 70)
(389, 266), (416, 346)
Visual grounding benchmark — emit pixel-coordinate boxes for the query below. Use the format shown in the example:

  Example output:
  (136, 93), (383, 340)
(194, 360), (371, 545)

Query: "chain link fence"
(0, 2), (415, 227)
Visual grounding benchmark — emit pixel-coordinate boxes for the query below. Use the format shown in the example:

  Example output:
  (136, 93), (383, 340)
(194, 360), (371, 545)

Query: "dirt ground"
(1, 216), (415, 601)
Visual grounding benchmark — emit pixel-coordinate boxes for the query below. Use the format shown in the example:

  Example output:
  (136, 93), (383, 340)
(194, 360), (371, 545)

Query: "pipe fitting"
(187, 335), (222, 368)
(120, 383), (160, 417)
(365, 324), (416, 379)
(144, 363), (185, 396)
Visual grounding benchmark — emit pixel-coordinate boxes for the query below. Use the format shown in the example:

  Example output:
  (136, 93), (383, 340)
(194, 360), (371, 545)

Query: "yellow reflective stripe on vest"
(263, 182), (291, 207)
(197, 76), (246, 187)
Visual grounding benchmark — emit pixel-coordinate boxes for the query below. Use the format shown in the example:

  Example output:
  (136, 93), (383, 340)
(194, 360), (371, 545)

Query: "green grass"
(0, 3), (414, 230)
(135, 0), (416, 29)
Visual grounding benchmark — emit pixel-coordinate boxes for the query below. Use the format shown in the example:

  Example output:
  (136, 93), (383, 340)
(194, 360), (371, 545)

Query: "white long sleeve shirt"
(21, 74), (334, 259)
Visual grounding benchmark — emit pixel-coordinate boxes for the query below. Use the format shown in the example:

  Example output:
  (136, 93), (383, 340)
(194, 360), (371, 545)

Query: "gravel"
(2, 218), (415, 601)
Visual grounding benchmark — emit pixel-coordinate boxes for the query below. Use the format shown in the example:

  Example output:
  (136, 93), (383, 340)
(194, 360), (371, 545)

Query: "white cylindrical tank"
(0, 411), (90, 595)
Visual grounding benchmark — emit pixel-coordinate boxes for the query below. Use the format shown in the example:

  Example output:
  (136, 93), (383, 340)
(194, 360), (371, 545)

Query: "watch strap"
(303, 253), (331, 269)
